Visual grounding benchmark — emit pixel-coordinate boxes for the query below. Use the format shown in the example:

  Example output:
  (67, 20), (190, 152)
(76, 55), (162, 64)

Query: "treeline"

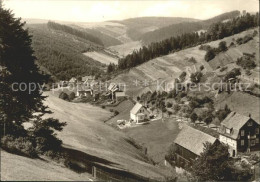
(118, 13), (259, 70)
(30, 24), (104, 80)
(47, 21), (103, 46)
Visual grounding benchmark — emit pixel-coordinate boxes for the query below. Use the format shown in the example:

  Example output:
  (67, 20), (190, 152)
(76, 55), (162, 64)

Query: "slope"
(27, 24), (105, 80)
(0, 150), (93, 181)
(41, 92), (174, 180)
(112, 28), (259, 96)
(140, 11), (240, 44)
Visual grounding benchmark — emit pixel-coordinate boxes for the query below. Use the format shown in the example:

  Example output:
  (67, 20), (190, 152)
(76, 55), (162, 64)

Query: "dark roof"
(222, 112), (250, 130)
(219, 112), (257, 139)
(174, 126), (217, 156)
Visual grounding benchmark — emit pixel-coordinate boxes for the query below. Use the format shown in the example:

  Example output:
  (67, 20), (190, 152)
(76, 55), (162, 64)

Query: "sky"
(2, 0), (259, 22)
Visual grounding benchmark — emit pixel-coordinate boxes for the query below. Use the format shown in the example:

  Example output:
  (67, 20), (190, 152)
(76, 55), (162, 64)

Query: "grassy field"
(105, 99), (135, 126)
(41, 92), (173, 179)
(108, 41), (143, 58)
(216, 91), (260, 122)
(0, 150), (93, 181)
(123, 118), (181, 164)
(83, 51), (118, 65)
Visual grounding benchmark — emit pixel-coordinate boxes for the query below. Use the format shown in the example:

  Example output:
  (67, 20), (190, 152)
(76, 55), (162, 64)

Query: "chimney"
(249, 113), (251, 118)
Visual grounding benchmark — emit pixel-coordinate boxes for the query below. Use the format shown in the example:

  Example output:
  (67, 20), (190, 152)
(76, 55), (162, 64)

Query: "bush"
(218, 41), (228, 52)
(114, 110), (119, 116)
(190, 72), (203, 83)
(68, 92), (76, 100)
(101, 105), (106, 109)
(1, 135), (37, 158)
(236, 56), (256, 70)
(200, 65), (204, 71)
(166, 102), (173, 108)
(204, 49), (216, 62)
(229, 42), (235, 47)
(59, 92), (69, 101)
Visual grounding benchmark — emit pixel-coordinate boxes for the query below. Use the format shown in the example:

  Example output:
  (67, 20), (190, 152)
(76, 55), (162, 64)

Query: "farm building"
(174, 126), (218, 169)
(218, 112), (260, 157)
(130, 103), (149, 123)
(76, 86), (92, 97)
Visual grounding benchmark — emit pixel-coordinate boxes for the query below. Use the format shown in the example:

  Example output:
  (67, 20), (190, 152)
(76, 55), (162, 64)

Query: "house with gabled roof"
(218, 112), (260, 157)
(130, 103), (149, 124)
(174, 126), (219, 169)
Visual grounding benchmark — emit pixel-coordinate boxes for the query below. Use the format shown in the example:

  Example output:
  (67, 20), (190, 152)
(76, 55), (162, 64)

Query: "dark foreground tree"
(191, 142), (252, 181)
(0, 8), (66, 154)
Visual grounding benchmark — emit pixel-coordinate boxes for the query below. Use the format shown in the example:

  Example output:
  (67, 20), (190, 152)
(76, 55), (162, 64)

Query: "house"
(218, 112), (260, 157)
(115, 92), (126, 102)
(174, 126), (218, 169)
(130, 103), (149, 124)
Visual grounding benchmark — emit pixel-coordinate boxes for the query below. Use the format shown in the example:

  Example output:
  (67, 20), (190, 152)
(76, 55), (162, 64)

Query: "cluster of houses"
(173, 111), (260, 169)
(58, 76), (126, 103)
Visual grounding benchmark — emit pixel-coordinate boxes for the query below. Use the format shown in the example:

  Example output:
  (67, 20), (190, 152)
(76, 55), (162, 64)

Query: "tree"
(190, 113), (198, 123)
(190, 71), (203, 83)
(0, 8), (66, 153)
(68, 92), (76, 101)
(205, 48), (216, 62)
(218, 41), (228, 52)
(192, 142), (252, 181)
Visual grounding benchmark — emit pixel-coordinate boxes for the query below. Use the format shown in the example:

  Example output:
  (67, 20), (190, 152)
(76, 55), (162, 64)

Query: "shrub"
(68, 92), (76, 100)
(204, 49), (216, 62)
(114, 110), (119, 116)
(101, 105), (106, 109)
(166, 102), (173, 108)
(190, 72), (203, 83)
(236, 56), (256, 70)
(218, 41), (228, 52)
(190, 113), (198, 123)
(229, 42), (235, 47)
(1, 135), (37, 158)
(59, 92), (69, 101)
(188, 57), (197, 64)
(200, 65), (204, 71)
(253, 30), (258, 37)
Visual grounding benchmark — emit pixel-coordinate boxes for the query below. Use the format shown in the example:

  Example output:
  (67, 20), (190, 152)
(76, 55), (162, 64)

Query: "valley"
(1, 4), (260, 181)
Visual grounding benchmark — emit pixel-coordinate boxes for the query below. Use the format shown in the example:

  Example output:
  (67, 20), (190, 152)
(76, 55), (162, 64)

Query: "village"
(51, 74), (260, 179)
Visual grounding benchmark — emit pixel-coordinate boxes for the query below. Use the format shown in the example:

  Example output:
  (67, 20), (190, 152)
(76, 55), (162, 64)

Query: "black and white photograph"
(0, 0), (259, 181)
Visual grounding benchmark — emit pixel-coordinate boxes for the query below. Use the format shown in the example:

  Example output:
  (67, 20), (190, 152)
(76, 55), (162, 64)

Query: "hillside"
(41, 92), (174, 180)
(115, 17), (199, 40)
(0, 150), (93, 181)
(112, 28), (259, 105)
(27, 24), (105, 80)
(139, 11), (240, 44)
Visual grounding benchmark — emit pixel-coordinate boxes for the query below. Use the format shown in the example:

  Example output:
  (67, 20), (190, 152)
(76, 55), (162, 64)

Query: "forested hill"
(47, 21), (104, 46)
(118, 12), (259, 70)
(140, 11), (241, 44)
(28, 24), (105, 81)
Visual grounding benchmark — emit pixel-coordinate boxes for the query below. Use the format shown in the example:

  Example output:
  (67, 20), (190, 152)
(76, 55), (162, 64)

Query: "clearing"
(83, 51), (118, 65)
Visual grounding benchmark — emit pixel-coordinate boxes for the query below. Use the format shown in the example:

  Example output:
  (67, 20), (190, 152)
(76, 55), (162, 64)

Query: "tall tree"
(0, 7), (66, 152)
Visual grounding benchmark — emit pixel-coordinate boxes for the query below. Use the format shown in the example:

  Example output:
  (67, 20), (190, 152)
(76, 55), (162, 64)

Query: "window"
(256, 138), (259, 144)
(256, 128), (259, 134)
(241, 140), (244, 146)
(241, 130), (245, 136)
(251, 140), (255, 146)
(248, 121), (253, 126)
